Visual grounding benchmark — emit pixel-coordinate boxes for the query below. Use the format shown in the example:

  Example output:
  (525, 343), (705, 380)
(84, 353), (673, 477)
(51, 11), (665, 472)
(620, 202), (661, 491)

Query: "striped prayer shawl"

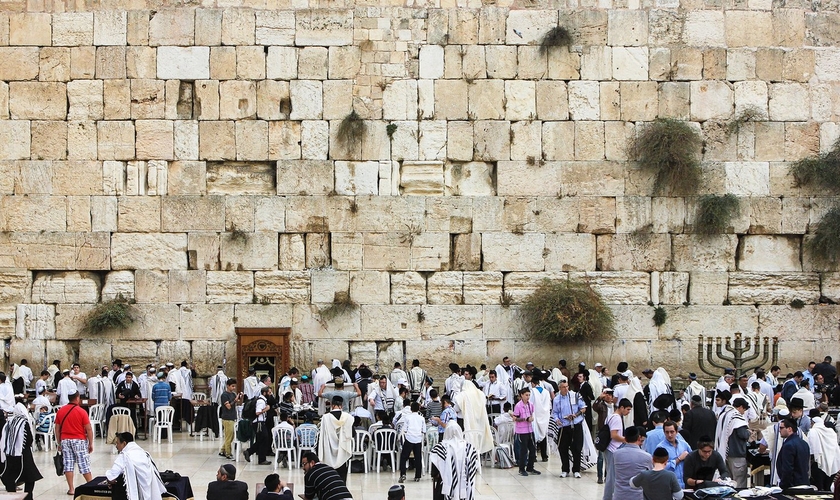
(1, 414), (26, 461)
(431, 440), (478, 500)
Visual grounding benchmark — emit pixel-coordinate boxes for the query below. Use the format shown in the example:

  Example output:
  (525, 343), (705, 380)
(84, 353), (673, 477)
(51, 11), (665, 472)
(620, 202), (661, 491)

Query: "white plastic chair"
(154, 406), (175, 443)
(35, 413), (56, 451)
(272, 426), (296, 471)
(351, 429), (371, 473)
(191, 393), (207, 401)
(232, 421), (242, 462)
(423, 428), (439, 473)
(372, 428), (397, 473)
(296, 425), (318, 459)
(111, 407), (131, 416)
(89, 404), (105, 438)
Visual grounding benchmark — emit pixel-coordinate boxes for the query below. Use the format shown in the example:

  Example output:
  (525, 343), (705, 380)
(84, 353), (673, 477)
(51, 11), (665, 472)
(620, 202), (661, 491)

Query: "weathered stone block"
(149, 10), (194, 46)
(15, 304), (55, 340)
(276, 160), (333, 195)
(684, 11), (725, 47)
(168, 269), (206, 304)
(335, 161), (378, 196)
(255, 10), (294, 45)
(101, 270), (134, 302)
(690, 81), (733, 121)
(496, 161), (560, 197)
(254, 271), (310, 303)
(506, 10), (558, 45)
(161, 196), (224, 232)
(111, 233), (187, 271)
(9, 83), (66, 121)
(482, 233), (545, 272)
(503, 272), (568, 303)
(768, 83), (809, 121)
(597, 233), (672, 272)
(94, 11), (127, 46)
(672, 234), (737, 272)
(10, 13), (51, 46)
(657, 272), (689, 305)
(737, 235), (801, 272)
(206, 271), (253, 303)
(233, 304), (293, 329)
(157, 47), (210, 80)
(295, 9), (352, 46)
(181, 304), (234, 340)
(348, 271), (389, 305)
(729, 272), (819, 305)
(543, 233), (596, 272)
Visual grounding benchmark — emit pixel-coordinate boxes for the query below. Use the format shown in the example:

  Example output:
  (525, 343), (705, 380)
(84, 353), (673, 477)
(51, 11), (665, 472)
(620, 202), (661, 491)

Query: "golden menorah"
(697, 332), (779, 378)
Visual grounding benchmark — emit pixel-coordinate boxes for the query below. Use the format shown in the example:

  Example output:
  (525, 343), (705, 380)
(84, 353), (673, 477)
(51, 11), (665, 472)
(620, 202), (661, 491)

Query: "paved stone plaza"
(29, 431), (603, 499)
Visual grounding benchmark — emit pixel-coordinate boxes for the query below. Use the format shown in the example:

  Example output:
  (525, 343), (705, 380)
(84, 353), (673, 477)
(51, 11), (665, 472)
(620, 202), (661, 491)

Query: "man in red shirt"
(55, 391), (94, 495)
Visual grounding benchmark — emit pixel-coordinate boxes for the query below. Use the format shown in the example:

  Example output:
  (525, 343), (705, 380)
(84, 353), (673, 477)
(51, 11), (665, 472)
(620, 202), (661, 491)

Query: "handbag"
(53, 451), (63, 476)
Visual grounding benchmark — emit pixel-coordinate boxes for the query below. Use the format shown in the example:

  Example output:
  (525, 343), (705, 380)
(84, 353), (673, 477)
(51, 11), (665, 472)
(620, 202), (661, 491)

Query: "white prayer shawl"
(807, 417), (840, 477)
(587, 369), (603, 397)
(101, 377), (116, 407)
(454, 382), (494, 454)
(389, 368), (408, 387)
(550, 368), (567, 385)
(312, 365), (331, 396)
(167, 369), (184, 394)
(318, 410), (355, 468)
(0, 406), (29, 461)
(209, 370), (228, 405)
(622, 377), (643, 428)
(178, 367), (193, 400)
(494, 364), (511, 403)
(408, 366), (427, 393)
(430, 426), (479, 500)
(105, 442), (167, 500)
(648, 368), (671, 413)
(766, 422), (783, 485)
(530, 384), (551, 443)
(685, 381), (708, 408)
(714, 405), (737, 462)
(243, 376), (259, 400)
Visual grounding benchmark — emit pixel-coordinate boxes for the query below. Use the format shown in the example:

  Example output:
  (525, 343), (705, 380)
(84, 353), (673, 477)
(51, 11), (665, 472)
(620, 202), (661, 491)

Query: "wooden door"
(235, 328), (290, 391)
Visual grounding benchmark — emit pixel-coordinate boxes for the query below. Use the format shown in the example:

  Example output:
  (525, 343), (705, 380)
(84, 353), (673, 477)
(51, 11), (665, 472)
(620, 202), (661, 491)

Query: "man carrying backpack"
(244, 386), (272, 465)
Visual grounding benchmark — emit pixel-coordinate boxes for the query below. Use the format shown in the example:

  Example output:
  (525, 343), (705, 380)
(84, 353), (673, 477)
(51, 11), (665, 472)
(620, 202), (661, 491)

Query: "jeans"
(603, 450), (615, 500)
(515, 432), (536, 473)
(597, 451), (604, 480)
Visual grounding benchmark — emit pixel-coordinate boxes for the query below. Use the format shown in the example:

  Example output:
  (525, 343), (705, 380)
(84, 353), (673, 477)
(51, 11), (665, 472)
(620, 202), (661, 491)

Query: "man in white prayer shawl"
(312, 363), (332, 398)
(684, 373), (707, 408)
(105, 432), (166, 500)
(430, 425), (479, 500)
(453, 379), (494, 455)
(807, 415), (840, 490)
(318, 395), (355, 483)
(647, 367), (672, 414)
(528, 373), (552, 460)
(494, 361), (512, 404)
(758, 408), (788, 486)
(209, 366), (228, 405)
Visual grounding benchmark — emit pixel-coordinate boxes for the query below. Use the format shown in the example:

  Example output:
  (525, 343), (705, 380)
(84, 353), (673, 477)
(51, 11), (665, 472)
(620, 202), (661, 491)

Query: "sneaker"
(243, 450), (252, 463)
(414, 478), (420, 482)
(519, 471), (528, 477)
(258, 461), (271, 465)
(527, 469), (541, 475)
(574, 472), (581, 478)
(597, 478), (604, 484)
(218, 452), (225, 457)
(225, 454), (234, 460)
(560, 472), (568, 478)
(399, 475), (406, 483)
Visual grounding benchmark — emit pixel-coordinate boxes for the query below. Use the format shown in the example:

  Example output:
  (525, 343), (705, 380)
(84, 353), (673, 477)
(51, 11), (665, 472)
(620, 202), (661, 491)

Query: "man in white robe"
(529, 373), (552, 462)
(684, 373), (707, 409)
(178, 362), (194, 401)
(209, 366), (228, 405)
(453, 379), (493, 455)
(807, 416), (840, 489)
(105, 432), (167, 500)
(318, 396), (355, 482)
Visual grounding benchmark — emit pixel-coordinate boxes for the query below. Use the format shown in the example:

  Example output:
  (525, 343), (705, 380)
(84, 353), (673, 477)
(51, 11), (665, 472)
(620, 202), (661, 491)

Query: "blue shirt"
(151, 381), (171, 408)
(438, 406), (456, 433)
(644, 425), (665, 454)
(660, 435), (692, 486)
(551, 390), (586, 427)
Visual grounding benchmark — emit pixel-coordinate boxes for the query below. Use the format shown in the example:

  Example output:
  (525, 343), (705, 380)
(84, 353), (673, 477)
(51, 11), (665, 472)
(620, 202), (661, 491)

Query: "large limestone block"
(474, 121), (510, 161)
(505, 10), (557, 45)
(9, 13), (51, 46)
(382, 79), (417, 121)
(1, 195), (66, 232)
(219, 81), (256, 120)
(168, 161), (206, 196)
(220, 232), (278, 271)
(690, 81), (733, 121)
(330, 232), (362, 270)
(608, 10), (647, 46)
(94, 11), (127, 46)
(161, 196), (224, 232)
(348, 271), (389, 305)
(612, 47), (648, 80)
(496, 161), (560, 197)
(672, 235), (737, 272)
(9, 83), (66, 120)
(443, 161), (494, 197)
(684, 11), (725, 47)
(568, 81), (600, 120)
(67, 80), (104, 121)
(206, 270), (253, 303)
(188, 233), (220, 271)
(289, 81), (322, 121)
(0, 48), (39, 81)
(481, 304), (520, 340)
(295, 9), (353, 46)
(0, 232), (109, 270)
(157, 47), (210, 81)
(310, 269), (349, 304)
(581, 46), (611, 81)
(390, 272), (426, 305)
(293, 304), (360, 340)
(335, 161), (378, 196)
(97, 121), (135, 160)
(768, 83), (809, 121)
(362, 233), (410, 270)
(468, 80), (504, 121)
(135, 120), (173, 160)
(111, 233), (187, 270)
(658, 272), (689, 305)
(101, 270), (134, 302)
(0, 269), (31, 304)
(149, 10), (194, 46)
(726, 11), (773, 47)
(276, 160), (333, 195)
(724, 162), (770, 196)
(180, 304), (234, 340)
(621, 82), (658, 121)
(562, 162), (623, 196)
(729, 272), (819, 305)
(482, 233), (545, 272)
(254, 197), (285, 233)
(400, 161), (444, 196)
(169, 270), (206, 304)
(578, 197), (617, 235)
(254, 11), (294, 45)
(419, 121), (448, 162)
(566, 271), (650, 305)
(461, 271), (502, 305)
(544, 233), (596, 272)
(596, 234), (671, 272)
(738, 235), (801, 272)
(656, 305), (758, 341)
(233, 304), (293, 329)
(9, 338), (45, 369)
(453, 233), (481, 271)
(759, 305), (838, 342)
(254, 271), (310, 304)
(205, 162), (273, 195)
(689, 272), (728, 305)
(409, 232), (449, 272)
(505, 81), (536, 121)
(15, 304), (55, 340)
(503, 272), (568, 303)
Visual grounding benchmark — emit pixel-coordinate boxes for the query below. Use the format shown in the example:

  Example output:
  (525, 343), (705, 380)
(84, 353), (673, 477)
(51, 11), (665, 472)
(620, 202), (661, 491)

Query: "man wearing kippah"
(631, 448), (683, 500)
(207, 464), (247, 500)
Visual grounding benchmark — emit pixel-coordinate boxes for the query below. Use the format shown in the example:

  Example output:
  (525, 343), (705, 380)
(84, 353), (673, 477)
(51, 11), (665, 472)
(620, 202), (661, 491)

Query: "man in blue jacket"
(777, 418), (810, 490)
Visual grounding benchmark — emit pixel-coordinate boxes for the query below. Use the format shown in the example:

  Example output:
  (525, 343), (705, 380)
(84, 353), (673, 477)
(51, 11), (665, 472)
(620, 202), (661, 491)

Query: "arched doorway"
(235, 328), (290, 390)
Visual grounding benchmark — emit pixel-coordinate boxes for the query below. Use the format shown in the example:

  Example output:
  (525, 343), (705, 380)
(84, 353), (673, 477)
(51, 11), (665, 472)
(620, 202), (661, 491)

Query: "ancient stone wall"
(0, 0), (839, 379)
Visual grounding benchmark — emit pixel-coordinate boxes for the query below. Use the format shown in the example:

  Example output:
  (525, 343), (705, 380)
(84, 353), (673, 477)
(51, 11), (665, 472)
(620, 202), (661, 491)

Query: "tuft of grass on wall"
(630, 118), (703, 195)
(83, 295), (134, 334)
(539, 26), (573, 54)
(337, 110), (367, 150)
(319, 291), (357, 320)
(790, 139), (840, 192)
(806, 206), (840, 267)
(725, 106), (763, 137)
(695, 194), (740, 234)
(520, 279), (615, 343)
(790, 299), (805, 309)
(653, 306), (667, 326)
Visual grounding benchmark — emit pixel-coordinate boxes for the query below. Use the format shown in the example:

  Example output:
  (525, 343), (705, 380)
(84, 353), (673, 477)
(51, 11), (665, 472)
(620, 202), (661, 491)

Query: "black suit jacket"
(256, 490), (294, 500)
(207, 480), (248, 500)
(683, 406), (717, 449)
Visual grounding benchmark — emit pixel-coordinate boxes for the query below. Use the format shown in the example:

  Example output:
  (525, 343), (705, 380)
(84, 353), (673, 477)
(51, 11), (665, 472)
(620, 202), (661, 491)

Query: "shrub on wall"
(807, 206), (840, 267)
(539, 26), (573, 54)
(83, 296), (134, 334)
(790, 138), (840, 192)
(630, 118), (703, 195)
(520, 279), (615, 343)
(695, 194), (740, 234)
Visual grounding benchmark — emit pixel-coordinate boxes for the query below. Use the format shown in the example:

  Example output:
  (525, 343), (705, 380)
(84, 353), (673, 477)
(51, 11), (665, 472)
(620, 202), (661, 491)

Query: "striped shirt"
(304, 463), (352, 500)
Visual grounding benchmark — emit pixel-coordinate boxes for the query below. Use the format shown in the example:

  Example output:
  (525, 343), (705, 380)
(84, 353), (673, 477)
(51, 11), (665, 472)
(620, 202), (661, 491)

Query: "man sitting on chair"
(105, 432), (167, 500)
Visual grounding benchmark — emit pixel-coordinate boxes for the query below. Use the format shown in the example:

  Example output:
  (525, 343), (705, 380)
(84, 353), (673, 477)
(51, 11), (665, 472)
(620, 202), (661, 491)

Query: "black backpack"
(594, 423), (612, 452)
(241, 397), (258, 421)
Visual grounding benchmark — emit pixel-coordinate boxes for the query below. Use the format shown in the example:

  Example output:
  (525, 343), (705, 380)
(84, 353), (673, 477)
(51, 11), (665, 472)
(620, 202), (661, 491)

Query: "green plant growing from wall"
(653, 306), (667, 327)
(790, 299), (805, 309)
(337, 110), (367, 152)
(83, 295), (134, 334)
(520, 279), (615, 343)
(725, 106), (763, 137)
(319, 291), (357, 320)
(630, 118), (703, 195)
(790, 139), (840, 192)
(695, 194), (740, 234)
(386, 123), (398, 140)
(806, 206), (840, 267)
(539, 26), (573, 54)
